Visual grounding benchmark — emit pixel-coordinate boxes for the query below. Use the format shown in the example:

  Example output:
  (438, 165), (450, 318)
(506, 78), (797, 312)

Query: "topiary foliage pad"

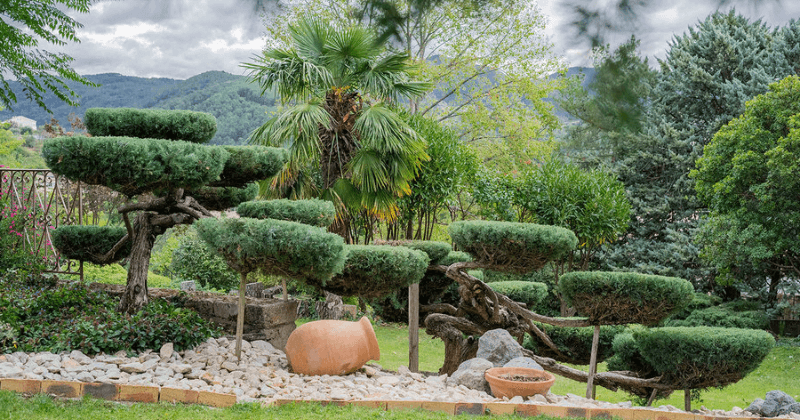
(237, 199), (336, 227)
(320, 245), (429, 299)
(449, 220), (577, 274)
(634, 326), (775, 390)
(51, 226), (130, 264)
(559, 271), (694, 325)
(194, 217), (346, 282)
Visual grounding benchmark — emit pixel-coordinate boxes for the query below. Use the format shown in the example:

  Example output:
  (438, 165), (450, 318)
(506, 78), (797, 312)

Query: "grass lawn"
(0, 392), (560, 420)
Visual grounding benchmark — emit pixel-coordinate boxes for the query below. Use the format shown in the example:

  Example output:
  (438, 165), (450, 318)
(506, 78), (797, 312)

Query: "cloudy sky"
(52, 0), (800, 80)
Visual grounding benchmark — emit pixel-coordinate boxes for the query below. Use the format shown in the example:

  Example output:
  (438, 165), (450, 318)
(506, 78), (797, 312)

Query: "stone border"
(0, 378), (236, 407)
(0, 377), (772, 419)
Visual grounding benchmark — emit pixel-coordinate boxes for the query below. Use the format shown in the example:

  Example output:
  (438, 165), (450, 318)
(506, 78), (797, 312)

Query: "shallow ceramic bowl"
(484, 366), (556, 399)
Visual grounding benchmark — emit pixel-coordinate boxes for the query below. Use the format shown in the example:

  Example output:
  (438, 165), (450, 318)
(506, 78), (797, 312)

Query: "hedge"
(668, 292), (723, 321)
(43, 136), (228, 197)
(210, 146), (288, 188)
(559, 271), (694, 325)
(524, 322), (625, 365)
(322, 245), (429, 299)
(449, 220), (577, 274)
(84, 108), (217, 144)
(488, 281), (548, 309)
(194, 217), (346, 282)
(634, 326), (775, 389)
(605, 329), (655, 377)
(169, 233), (238, 291)
(665, 306), (769, 330)
(51, 226), (130, 264)
(190, 183), (258, 212)
(236, 199), (336, 227)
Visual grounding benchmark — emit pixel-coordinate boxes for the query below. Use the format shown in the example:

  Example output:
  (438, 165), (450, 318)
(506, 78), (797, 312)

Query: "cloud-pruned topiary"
(449, 220), (578, 274)
(236, 199), (336, 227)
(194, 217), (346, 282)
(84, 107), (217, 143)
(524, 322), (626, 365)
(43, 136), (228, 197)
(559, 271), (694, 325)
(634, 326), (774, 390)
(487, 281), (548, 309)
(321, 245), (429, 299)
(51, 226), (130, 264)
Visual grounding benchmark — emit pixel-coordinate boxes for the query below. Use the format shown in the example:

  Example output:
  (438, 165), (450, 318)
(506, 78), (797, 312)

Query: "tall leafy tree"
(692, 75), (800, 303)
(603, 11), (798, 293)
(0, 0), (96, 111)
(243, 18), (430, 242)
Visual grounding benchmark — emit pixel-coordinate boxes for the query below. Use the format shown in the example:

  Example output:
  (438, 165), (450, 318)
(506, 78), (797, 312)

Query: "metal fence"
(0, 168), (84, 278)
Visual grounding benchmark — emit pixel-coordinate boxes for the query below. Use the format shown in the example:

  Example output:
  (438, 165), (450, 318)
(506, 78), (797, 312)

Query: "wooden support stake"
(282, 278), (288, 301)
(586, 325), (601, 399)
(685, 389), (692, 411)
(235, 272), (246, 360)
(408, 283), (420, 372)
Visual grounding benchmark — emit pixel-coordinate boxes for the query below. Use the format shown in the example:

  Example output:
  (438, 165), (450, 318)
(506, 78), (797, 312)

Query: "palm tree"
(242, 18), (430, 242)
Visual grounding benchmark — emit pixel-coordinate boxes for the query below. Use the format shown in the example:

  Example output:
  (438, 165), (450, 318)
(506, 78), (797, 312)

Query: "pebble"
(0, 337), (771, 417)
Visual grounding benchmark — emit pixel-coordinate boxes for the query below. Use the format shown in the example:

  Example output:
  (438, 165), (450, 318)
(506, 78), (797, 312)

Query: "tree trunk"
(118, 213), (156, 314)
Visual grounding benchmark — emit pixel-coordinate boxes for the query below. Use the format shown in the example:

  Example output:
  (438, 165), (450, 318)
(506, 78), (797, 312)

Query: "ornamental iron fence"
(0, 168), (85, 278)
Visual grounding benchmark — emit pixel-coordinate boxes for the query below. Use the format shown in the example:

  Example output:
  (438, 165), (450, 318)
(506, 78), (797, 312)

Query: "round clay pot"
(484, 367), (556, 399)
(284, 316), (380, 375)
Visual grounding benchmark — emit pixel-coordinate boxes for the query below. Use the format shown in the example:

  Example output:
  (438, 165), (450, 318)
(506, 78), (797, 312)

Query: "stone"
(447, 357), (493, 394)
(759, 391), (798, 417)
(503, 357), (543, 371)
(476, 329), (524, 367)
(0, 365), (24, 378)
(160, 343), (174, 359)
(748, 398), (766, 415)
(120, 362), (146, 374)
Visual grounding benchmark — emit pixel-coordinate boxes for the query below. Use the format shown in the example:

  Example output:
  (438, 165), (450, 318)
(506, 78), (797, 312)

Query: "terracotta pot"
(284, 316), (380, 375)
(484, 367), (556, 399)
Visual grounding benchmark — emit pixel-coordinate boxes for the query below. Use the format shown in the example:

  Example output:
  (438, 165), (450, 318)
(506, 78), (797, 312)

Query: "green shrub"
(169, 232), (238, 291)
(190, 183), (258, 211)
(43, 136), (228, 197)
(194, 217), (346, 282)
(665, 306), (769, 330)
(439, 251), (472, 266)
(211, 146), (288, 188)
(237, 199), (336, 227)
(324, 245), (429, 298)
(449, 220), (577, 274)
(51, 226), (130, 264)
(84, 108), (217, 143)
(668, 292), (723, 320)
(605, 328), (656, 377)
(488, 281), (548, 308)
(634, 326), (775, 389)
(524, 322), (625, 365)
(559, 271), (694, 325)
(0, 278), (219, 355)
(400, 241), (452, 264)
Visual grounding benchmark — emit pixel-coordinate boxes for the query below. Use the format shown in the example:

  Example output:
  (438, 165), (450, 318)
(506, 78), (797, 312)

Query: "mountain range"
(0, 68), (594, 145)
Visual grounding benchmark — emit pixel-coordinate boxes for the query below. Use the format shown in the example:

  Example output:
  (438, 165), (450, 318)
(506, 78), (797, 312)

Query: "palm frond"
(359, 54), (431, 100)
(254, 100), (331, 166)
(348, 148), (388, 194)
(291, 18), (331, 63)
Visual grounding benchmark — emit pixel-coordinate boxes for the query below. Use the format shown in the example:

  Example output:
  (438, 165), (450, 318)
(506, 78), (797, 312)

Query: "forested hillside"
(0, 71), (278, 145)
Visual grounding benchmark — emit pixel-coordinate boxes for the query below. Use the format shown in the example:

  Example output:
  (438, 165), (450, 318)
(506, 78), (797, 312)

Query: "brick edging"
(0, 378), (236, 407)
(0, 378), (766, 418)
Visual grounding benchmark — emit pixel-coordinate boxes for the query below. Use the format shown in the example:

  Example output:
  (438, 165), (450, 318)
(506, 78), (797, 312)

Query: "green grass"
(0, 392), (552, 419)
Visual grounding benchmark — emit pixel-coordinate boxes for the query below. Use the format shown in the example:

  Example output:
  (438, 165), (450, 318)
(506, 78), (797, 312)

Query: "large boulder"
(748, 391), (800, 417)
(477, 329), (524, 367)
(446, 358), (493, 394)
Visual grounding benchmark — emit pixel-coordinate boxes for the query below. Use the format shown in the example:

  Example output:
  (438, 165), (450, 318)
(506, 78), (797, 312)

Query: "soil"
(498, 373), (548, 382)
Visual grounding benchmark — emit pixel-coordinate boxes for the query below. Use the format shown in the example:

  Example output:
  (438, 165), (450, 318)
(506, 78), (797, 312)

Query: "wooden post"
(685, 389), (692, 411)
(282, 278), (288, 301)
(586, 325), (601, 399)
(235, 272), (247, 360)
(408, 283), (420, 372)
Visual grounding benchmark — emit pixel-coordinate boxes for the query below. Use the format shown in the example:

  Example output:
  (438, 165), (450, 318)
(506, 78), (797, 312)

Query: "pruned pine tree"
(45, 107), (287, 314)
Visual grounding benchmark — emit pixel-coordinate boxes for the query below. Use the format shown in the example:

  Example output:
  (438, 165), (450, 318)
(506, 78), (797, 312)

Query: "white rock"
(160, 343), (174, 359)
(120, 362), (146, 373)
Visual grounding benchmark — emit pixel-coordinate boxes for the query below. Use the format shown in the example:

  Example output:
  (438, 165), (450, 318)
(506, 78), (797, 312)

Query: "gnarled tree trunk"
(117, 213), (155, 314)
